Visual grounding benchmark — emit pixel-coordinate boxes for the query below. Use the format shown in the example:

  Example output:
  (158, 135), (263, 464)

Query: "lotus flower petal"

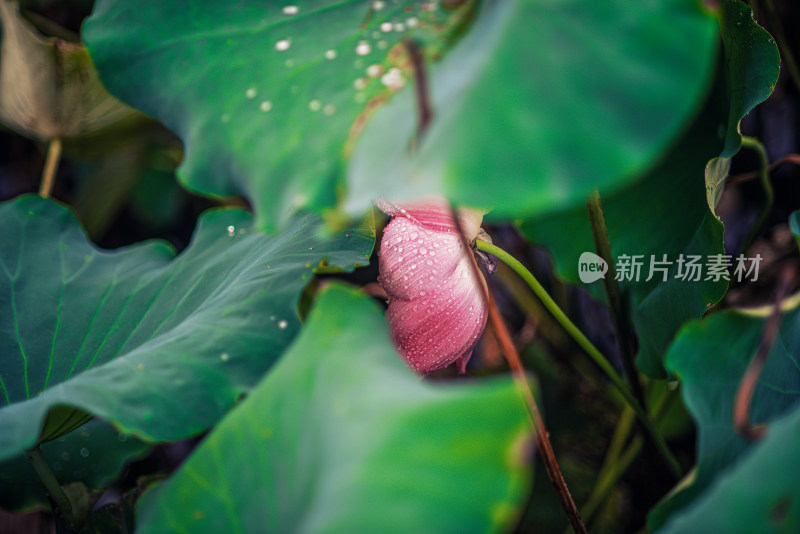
(377, 197), (489, 374)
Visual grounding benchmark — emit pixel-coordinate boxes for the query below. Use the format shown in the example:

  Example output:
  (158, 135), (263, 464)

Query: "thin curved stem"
(728, 153), (800, 184)
(452, 211), (586, 533)
(475, 239), (683, 480)
(740, 136), (773, 252)
(39, 138), (62, 198)
(26, 446), (75, 528)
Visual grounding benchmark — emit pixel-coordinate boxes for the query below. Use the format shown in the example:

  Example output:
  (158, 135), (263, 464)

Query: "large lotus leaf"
(517, 0), (778, 377)
(519, 97), (726, 378)
(656, 403), (800, 533)
(0, 419), (149, 512)
(83, 0), (467, 230)
(0, 195), (373, 461)
(0, 0), (138, 140)
(135, 284), (532, 534)
(345, 0), (718, 221)
(648, 305), (800, 530)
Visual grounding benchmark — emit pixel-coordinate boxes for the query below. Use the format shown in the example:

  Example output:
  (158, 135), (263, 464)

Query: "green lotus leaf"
(649, 305), (800, 529)
(346, 0), (718, 222)
(0, 195), (372, 461)
(136, 284), (532, 534)
(83, 0), (467, 230)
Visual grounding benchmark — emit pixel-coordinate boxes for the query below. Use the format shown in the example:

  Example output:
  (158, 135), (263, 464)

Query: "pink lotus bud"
(376, 197), (489, 374)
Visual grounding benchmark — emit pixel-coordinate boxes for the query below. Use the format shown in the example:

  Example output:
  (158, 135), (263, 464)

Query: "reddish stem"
(728, 154), (800, 184)
(449, 206), (587, 534)
(733, 263), (796, 440)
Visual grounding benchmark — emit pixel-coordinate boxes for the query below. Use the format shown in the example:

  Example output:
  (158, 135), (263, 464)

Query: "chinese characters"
(613, 254), (762, 283)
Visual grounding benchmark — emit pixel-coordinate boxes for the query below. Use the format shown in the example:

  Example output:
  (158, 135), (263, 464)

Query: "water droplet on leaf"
(367, 64), (384, 78)
(355, 41), (371, 56)
(381, 68), (406, 90)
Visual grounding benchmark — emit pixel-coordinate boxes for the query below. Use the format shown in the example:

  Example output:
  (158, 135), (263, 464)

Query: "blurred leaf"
(520, 100), (727, 378)
(0, 419), (149, 512)
(649, 306), (800, 529)
(0, 0), (139, 140)
(83, 0), (467, 230)
(0, 195), (373, 461)
(346, 0), (718, 222)
(656, 402), (800, 533)
(135, 284), (532, 534)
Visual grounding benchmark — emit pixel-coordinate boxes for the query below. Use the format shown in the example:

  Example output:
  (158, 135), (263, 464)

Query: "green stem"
(596, 406), (636, 495)
(577, 385), (675, 529)
(475, 239), (683, 480)
(26, 446), (75, 528)
(561, 407), (635, 534)
(586, 191), (646, 407)
(39, 138), (62, 198)
(740, 136), (773, 252)
(583, 436), (644, 527)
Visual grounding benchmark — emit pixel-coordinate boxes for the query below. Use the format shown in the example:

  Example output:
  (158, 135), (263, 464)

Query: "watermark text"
(577, 253), (762, 283)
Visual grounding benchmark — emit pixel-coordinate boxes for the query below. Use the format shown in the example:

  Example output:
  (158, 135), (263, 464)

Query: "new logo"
(578, 252), (608, 283)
